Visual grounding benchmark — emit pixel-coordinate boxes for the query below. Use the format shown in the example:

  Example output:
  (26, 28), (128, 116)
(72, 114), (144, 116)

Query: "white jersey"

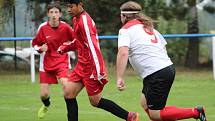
(118, 19), (172, 78)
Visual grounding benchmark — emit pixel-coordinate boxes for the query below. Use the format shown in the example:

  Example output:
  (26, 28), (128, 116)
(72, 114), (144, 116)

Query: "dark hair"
(47, 3), (62, 12)
(64, 0), (82, 4)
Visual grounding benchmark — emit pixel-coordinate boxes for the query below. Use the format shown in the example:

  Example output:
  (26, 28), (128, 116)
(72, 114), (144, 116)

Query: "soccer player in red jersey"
(58, 0), (138, 121)
(32, 3), (75, 119)
(116, 1), (207, 121)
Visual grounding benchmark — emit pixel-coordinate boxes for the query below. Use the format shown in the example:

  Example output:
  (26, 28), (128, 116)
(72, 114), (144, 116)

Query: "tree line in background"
(0, 0), (215, 68)
(85, 0), (215, 68)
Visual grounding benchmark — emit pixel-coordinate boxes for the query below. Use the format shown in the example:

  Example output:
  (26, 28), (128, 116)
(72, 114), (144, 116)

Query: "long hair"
(120, 1), (154, 31)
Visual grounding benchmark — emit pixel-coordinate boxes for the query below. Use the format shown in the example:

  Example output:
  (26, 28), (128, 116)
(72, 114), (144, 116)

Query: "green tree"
(83, 0), (127, 63)
(26, 0), (53, 28)
(158, 0), (215, 68)
(83, 0), (148, 63)
(23, 0), (215, 66)
(185, 0), (200, 68)
(0, 0), (15, 35)
(142, 0), (188, 65)
(0, 0), (15, 49)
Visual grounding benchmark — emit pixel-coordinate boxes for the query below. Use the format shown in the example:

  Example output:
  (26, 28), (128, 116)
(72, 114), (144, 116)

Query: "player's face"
(47, 7), (62, 23)
(120, 13), (126, 24)
(66, 3), (81, 16)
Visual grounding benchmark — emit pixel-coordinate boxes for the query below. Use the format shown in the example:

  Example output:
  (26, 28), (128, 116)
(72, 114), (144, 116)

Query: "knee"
(88, 94), (102, 107)
(40, 91), (49, 98)
(140, 101), (147, 109)
(148, 110), (161, 121)
(89, 99), (99, 107)
(140, 94), (148, 109)
(148, 115), (158, 121)
(61, 84), (76, 98)
(63, 89), (77, 99)
(62, 86), (76, 98)
(41, 94), (49, 99)
(64, 92), (75, 99)
(89, 97), (102, 107)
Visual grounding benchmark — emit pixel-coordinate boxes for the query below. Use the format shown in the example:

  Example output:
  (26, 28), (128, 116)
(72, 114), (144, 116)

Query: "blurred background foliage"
(0, 0), (215, 68)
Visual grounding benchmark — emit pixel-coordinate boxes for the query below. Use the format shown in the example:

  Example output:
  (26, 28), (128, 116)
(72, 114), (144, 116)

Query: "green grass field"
(0, 67), (215, 121)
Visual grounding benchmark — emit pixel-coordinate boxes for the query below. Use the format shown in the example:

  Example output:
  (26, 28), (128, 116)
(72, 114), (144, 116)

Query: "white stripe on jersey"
(82, 15), (101, 80)
(39, 52), (45, 72)
(35, 22), (47, 72)
(36, 22), (47, 33)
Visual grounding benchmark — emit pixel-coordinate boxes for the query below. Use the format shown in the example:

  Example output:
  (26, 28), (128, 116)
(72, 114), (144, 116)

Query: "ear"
(46, 12), (49, 17)
(79, 2), (84, 7)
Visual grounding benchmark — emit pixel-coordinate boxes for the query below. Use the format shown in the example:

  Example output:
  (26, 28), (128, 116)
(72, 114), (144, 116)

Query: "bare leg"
(61, 78), (84, 121)
(40, 83), (51, 106)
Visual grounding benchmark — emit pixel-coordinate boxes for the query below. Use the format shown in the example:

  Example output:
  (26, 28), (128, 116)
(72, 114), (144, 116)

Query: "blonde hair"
(120, 1), (154, 31)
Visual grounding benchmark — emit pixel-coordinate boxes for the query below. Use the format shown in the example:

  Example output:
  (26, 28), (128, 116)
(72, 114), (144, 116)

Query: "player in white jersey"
(116, 1), (207, 121)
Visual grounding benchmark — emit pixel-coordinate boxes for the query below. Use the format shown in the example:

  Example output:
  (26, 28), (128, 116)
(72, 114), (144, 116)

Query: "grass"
(0, 67), (215, 121)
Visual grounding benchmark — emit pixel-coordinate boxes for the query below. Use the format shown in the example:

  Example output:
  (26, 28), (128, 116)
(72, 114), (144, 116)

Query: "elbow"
(118, 47), (129, 58)
(121, 52), (128, 57)
(118, 50), (128, 58)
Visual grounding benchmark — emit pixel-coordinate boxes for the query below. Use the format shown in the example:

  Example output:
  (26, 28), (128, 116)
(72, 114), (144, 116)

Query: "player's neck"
(76, 9), (85, 18)
(49, 20), (60, 28)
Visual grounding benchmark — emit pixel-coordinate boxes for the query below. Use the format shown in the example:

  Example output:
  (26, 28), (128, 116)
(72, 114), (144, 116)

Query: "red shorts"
(40, 68), (69, 84)
(69, 71), (108, 96)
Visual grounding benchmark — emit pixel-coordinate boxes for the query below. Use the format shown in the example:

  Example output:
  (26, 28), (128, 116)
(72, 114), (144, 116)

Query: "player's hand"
(57, 41), (74, 54)
(117, 79), (126, 91)
(57, 45), (66, 54)
(40, 43), (48, 52)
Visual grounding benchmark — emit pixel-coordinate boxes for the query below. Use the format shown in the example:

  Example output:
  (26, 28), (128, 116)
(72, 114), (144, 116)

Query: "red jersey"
(32, 21), (74, 71)
(72, 11), (106, 80)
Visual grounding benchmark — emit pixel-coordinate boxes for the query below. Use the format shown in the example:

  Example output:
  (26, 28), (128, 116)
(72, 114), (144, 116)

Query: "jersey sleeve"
(32, 26), (46, 52)
(79, 14), (99, 51)
(154, 30), (167, 46)
(68, 39), (78, 51)
(80, 15), (97, 41)
(118, 29), (130, 48)
(66, 25), (77, 51)
(66, 24), (75, 41)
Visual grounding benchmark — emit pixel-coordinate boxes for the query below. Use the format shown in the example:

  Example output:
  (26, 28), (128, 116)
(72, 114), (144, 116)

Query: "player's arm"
(32, 27), (48, 53)
(57, 24), (77, 54)
(116, 28), (130, 91)
(57, 39), (77, 54)
(116, 46), (129, 91)
(67, 25), (77, 51)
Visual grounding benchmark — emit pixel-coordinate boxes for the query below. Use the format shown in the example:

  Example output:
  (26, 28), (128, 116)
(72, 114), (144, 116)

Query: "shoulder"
(78, 12), (95, 29)
(60, 21), (67, 25)
(154, 29), (164, 38)
(36, 21), (48, 33)
(122, 19), (142, 29)
(118, 28), (130, 40)
(82, 12), (92, 18)
(38, 21), (48, 30)
(119, 28), (127, 34)
(80, 12), (93, 22)
(60, 21), (72, 28)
